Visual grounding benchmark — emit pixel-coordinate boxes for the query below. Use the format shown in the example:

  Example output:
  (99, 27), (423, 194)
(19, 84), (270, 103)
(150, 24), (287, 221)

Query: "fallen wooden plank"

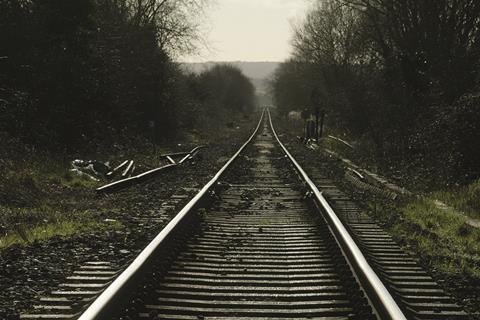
(178, 146), (206, 164)
(121, 160), (134, 177)
(107, 160), (129, 177)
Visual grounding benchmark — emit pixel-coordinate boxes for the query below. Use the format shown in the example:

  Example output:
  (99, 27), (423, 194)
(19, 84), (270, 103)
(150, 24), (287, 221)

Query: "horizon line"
(180, 60), (282, 63)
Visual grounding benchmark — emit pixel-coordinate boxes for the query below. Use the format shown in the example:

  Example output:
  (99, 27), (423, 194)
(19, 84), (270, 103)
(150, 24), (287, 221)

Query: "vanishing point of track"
(22, 109), (468, 320)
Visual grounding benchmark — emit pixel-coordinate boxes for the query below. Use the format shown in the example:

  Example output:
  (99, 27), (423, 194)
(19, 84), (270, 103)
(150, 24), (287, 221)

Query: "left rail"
(78, 109), (265, 320)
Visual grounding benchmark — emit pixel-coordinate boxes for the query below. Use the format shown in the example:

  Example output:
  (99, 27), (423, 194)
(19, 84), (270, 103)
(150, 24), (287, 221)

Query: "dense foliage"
(174, 64), (257, 130)
(0, 0), (256, 151)
(271, 0), (480, 181)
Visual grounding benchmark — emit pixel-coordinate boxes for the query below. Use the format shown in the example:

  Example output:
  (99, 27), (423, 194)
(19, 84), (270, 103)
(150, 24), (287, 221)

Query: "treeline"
(271, 0), (480, 181)
(0, 0), (255, 151)
(179, 64), (256, 129)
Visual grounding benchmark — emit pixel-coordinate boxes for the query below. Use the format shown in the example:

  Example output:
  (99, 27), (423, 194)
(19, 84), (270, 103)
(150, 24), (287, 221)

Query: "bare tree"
(292, 1), (367, 66)
(272, 0), (480, 175)
(125, 0), (209, 55)
(339, 0), (480, 101)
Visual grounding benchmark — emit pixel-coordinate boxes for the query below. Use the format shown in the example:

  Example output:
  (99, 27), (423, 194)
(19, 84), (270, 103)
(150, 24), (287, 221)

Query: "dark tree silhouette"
(271, 0), (480, 180)
(0, 0), (210, 149)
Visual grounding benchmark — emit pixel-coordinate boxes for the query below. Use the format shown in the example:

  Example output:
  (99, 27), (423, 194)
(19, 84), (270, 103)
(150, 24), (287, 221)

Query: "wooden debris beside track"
(96, 146), (206, 194)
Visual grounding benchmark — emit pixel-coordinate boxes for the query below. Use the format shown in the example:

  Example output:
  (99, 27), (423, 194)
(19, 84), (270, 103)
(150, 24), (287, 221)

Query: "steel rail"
(267, 108), (407, 320)
(79, 109), (266, 320)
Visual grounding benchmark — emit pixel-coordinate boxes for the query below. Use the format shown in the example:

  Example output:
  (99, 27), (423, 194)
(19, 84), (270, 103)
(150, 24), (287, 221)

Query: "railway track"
(21, 109), (468, 319)
(284, 151), (471, 319)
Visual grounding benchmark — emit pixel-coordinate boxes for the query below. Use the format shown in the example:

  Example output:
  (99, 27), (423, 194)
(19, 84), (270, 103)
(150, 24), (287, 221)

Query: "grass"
(321, 128), (480, 277)
(0, 163), (122, 250)
(307, 122), (480, 278)
(0, 218), (123, 249)
(277, 118), (480, 311)
(433, 178), (480, 220)
(48, 170), (102, 189)
(0, 112), (257, 251)
(370, 195), (480, 278)
(0, 136), (123, 250)
(277, 119), (480, 279)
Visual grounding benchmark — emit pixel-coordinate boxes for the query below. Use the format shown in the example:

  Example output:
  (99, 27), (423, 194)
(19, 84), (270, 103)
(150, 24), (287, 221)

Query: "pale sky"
(183, 0), (311, 62)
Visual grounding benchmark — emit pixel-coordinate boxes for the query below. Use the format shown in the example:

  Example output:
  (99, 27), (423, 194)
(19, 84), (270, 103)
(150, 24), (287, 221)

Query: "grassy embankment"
(0, 134), (169, 250)
(0, 112), (257, 250)
(322, 135), (480, 278)
(390, 183), (480, 278)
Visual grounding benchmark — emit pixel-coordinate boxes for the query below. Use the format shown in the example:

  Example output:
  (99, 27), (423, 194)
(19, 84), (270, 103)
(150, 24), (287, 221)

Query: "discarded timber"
(96, 164), (176, 194)
(96, 146), (206, 194)
(106, 160), (129, 177)
(179, 146), (206, 164)
(121, 160), (134, 177)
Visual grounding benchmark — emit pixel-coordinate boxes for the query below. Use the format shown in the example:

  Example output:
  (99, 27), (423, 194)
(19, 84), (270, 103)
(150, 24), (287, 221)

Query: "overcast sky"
(182, 0), (311, 62)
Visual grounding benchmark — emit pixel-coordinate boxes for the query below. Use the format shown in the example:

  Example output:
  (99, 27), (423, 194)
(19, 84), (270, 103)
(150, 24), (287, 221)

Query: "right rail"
(267, 108), (407, 320)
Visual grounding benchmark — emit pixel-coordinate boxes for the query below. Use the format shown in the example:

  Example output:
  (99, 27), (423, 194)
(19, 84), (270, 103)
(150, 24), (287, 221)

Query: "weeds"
(433, 179), (480, 219)
(0, 219), (123, 249)
(0, 136), (120, 250)
(58, 171), (100, 189)
(373, 196), (480, 278)
(0, 117), (246, 251)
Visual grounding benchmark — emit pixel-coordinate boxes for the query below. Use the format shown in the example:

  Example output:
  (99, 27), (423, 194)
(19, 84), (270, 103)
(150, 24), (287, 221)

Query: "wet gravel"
(0, 120), (256, 319)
